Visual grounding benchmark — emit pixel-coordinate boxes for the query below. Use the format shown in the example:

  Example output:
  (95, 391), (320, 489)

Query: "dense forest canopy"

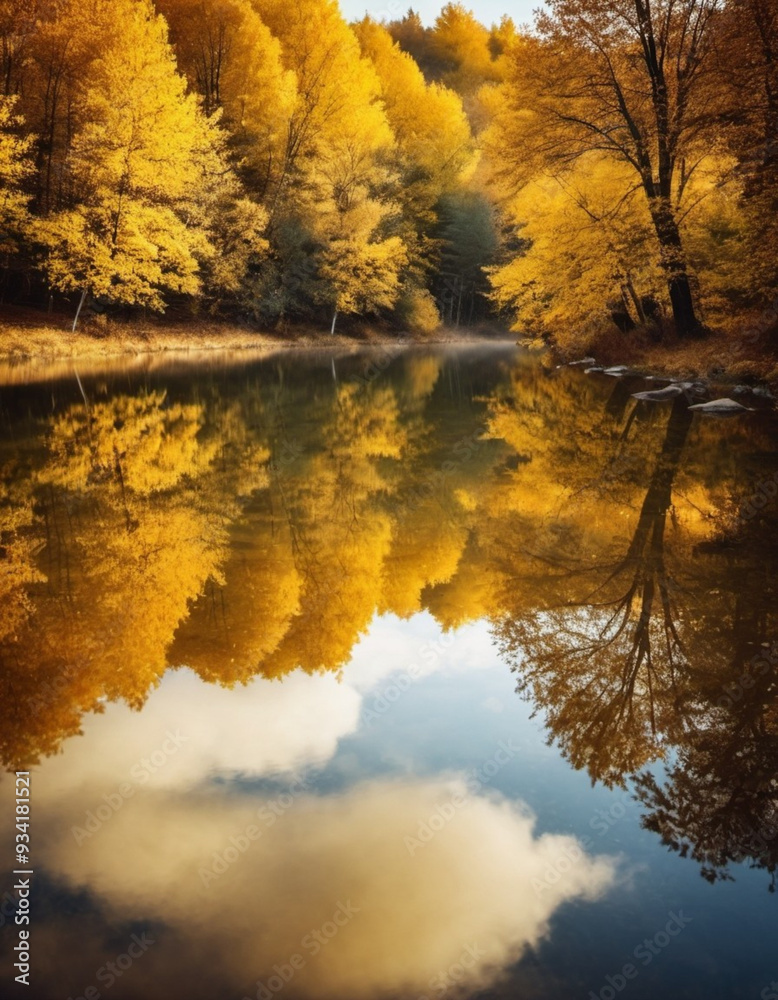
(0, 0), (777, 355)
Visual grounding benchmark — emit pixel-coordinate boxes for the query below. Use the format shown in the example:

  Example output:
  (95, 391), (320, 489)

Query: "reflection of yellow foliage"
(425, 540), (504, 629)
(170, 514), (301, 685)
(403, 354), (442, 400)
(382, 507), (469, 618)
(0, 483), (44, 643)
(45, 392), (219, 494)
(2, 352), (775, 773)
(0, 389), (240, 765)
(330, 383), (408, 462)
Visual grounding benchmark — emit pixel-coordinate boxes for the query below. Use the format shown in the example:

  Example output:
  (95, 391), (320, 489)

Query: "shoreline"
(0, 316), (514, 358)
(0, 314), (776, 395)
(0, 316), (516, 386)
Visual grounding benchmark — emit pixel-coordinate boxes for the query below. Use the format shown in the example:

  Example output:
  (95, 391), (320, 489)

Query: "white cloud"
(33, 613), (503, 802)
(341, 612), (502, 693)
(37, 776), (618, 999)
(33, 667), (362, 797)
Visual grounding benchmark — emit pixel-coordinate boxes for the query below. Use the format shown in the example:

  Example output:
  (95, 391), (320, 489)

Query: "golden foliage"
(33, 0), (235, 312)
(0, 97), (32, 254)
(1, 351), (776, 772)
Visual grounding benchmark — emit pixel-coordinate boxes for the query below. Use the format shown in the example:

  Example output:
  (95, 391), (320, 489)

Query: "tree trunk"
(330, 309), (338, 336)
(649, 201), (701, 338)
(624, 272), (647, 325)
(72, 288), (88, 333)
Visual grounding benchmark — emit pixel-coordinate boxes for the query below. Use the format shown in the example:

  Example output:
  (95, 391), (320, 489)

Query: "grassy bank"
(0, 312), (519, 389)
(0, 306), (514, 362)
(2, 306), (776, 393)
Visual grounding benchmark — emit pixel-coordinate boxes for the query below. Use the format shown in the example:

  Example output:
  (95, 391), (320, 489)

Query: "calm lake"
(0, 344), (776, 1000)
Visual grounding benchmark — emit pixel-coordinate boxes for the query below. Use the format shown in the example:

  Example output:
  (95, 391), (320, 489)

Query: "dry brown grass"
(0, 307), (511, 353)
(560, 318), (778, 389)
(0, 309), (278, 359)
(0, 307), (515, 383)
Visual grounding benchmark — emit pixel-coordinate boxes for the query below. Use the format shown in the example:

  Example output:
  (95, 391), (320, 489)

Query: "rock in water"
(584, 366), (605, 374)
(632, 385), (686, 402)
(688, 398), (754, 416)
(602, 365), (631, 376)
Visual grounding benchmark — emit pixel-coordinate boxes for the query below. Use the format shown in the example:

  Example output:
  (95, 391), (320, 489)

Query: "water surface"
(0, 345), (776, 1000)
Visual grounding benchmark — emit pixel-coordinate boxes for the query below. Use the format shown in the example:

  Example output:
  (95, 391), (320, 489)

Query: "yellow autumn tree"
(246, 0), (407, 326)
(488, 153), (663, 348)
(252, 0), (391, 205)
(0, 97), (32, 255)
(431, 2), (503, 95)
(33, 0), (231, 328)
(317, 200), (407, 331)
(156, 0), (296, 200)
(354, 18), (473, 211)
(4, 0), (101, 217)
(353, 17), (473, 316)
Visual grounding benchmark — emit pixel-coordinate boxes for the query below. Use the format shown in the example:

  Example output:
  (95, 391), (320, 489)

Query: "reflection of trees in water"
(0, 391), (235, 766)
(635, 499), (778, 890)
(493, 391), (696, 784)
(0, 353), (504, 765)
(1, 354), (777, 888)
(635, 704), (778, 891)
(492, 373), (778, 886)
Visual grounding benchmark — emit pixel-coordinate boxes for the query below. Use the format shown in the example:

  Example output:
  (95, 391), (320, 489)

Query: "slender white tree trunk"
(330, 309), (338, 336)
(72, 288), (88, 333)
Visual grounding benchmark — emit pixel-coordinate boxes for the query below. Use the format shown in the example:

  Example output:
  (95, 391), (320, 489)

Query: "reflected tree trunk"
(496, 393), (696, 783)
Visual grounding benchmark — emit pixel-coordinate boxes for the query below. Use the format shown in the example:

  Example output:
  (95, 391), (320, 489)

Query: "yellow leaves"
(677, 154), (751, 314)
(320, 233), (407, 316)
(7, 0), (503, 324)
(299, 172), (408, 315)
(354, 18), (473, 197)
(73, 5), (198, 199)
(395, 289), (442, 335)
(37, 201), (207, 307)
(34, 0), (231, 313)
(0, 97), (33, 253)
(157, 0), (296, 183)
(488, 153), (661, 341)
(254, 0), (392, 163)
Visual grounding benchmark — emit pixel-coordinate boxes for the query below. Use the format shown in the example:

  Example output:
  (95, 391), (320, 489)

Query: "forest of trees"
(1, 0), (777, 353)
